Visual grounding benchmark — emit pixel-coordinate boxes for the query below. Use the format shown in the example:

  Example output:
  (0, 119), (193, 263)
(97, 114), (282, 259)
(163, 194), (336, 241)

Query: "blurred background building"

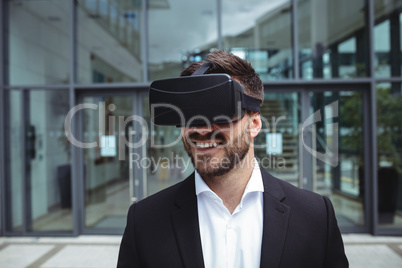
(0, 0), (401, 237)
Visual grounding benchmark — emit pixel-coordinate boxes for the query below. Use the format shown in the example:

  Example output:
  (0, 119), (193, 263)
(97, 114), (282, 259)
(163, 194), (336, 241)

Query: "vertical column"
(356, 2), (370, 77)
(330, 44), (339, 78)
(300, 90), (313, 190)
(291, 0), (300, 80)
(0, 0), (5, 236)
(133, 91), (144, 200)
(22, 90), (33, 232)
(217, 0), (222, 50)
(141, 0), (148, 82)
(390, 12), (401, 94)
(367, 0), (378, 234)
(70, 0), (80, 236)
(311, 0), (326, 79)
(309, 92), (324, 191)
(355, 31), (367, 77)
(0, 0), (8, 235)
(329, 92), (341, 192)
(312, 44), (324, 78)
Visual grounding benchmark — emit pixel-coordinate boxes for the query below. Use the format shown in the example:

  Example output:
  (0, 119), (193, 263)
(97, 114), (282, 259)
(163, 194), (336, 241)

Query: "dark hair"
(180, 50), (264, 105)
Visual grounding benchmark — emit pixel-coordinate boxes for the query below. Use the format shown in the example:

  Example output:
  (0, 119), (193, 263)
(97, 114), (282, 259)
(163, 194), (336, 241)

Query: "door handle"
(26, 125), (36, 160)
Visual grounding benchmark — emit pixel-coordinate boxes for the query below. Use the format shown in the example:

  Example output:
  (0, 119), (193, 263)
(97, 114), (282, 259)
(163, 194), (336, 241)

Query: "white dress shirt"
(195, 163), (264, 268)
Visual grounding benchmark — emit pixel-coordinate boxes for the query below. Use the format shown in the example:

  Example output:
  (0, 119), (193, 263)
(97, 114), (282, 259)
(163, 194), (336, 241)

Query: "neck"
(202, 150), (256, 214)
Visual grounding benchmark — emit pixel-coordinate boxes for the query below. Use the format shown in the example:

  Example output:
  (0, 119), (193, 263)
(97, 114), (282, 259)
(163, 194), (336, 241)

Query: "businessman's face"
(181, 114), (252, 178)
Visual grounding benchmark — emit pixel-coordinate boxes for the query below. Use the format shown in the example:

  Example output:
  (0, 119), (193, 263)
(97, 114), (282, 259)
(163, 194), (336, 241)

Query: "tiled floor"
(343, 234), (402, 268)
(345, 245), (402, 268)
(0, 234), (401, 267)
(40, 245), (119, 268)
(0, 236), (121, 268)
(0, 244), (55, 268)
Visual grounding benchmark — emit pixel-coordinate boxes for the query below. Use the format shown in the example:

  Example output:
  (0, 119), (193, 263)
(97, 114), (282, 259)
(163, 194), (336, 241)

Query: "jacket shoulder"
(261, 169), (328, 213)
(131, 173), (195, 214)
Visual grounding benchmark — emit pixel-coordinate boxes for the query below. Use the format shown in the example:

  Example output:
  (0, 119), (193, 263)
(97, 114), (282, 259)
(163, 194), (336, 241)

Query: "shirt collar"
(195, 171), (211, 196)
(195, 159), (264, 197)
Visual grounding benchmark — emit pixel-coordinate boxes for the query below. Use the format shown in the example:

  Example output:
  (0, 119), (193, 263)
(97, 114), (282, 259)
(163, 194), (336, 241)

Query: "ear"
(249, 112), (262, 138)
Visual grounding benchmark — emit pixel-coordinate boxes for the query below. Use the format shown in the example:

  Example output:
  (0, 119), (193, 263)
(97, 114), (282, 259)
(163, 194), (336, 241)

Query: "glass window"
(255, 92), (300, 186)
(298, 0), (368, 79)
(6, 90), (23, 232)
(8, 0), (70, 85)
(29, 90), (72, 232)
(141, 96), (194, 198)
(376, 83), (402, 228)
(222, 0), (293, 80)
(77, 0), (144, 83)
(148, 0), (217, 81)
(374, 0), (402, 77)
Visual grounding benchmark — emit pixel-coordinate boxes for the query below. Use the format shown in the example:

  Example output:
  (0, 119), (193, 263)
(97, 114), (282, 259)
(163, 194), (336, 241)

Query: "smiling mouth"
(191, 141), (224, 149)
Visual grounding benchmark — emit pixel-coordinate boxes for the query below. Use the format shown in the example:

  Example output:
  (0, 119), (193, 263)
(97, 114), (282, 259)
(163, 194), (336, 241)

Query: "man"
(117, 50), (348, 267)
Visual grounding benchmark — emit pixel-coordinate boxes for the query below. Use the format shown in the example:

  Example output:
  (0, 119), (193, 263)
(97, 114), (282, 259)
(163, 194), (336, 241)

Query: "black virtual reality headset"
(149, 62), (261, 127)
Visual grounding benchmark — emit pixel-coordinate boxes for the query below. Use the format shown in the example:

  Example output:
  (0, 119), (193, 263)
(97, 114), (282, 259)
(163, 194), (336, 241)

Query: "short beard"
(183, 125), (251, 178)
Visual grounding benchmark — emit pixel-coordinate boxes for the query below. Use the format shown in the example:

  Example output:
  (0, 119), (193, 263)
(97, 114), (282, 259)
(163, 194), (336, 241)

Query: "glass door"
(306, 88), (367, 232)
(6, 89), (73, 234)
(78, 93), (138, 232)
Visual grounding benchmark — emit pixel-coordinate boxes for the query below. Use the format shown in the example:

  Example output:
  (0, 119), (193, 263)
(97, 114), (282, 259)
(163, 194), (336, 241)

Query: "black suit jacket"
(117, 170), (348, 267)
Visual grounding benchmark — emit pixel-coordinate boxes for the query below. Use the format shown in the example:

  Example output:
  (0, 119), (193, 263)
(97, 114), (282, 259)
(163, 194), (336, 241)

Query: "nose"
(192, 125), (213, 135)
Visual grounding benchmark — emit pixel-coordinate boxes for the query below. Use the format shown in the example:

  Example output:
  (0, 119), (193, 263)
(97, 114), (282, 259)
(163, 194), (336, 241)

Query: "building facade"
(0, 0), (401, 236)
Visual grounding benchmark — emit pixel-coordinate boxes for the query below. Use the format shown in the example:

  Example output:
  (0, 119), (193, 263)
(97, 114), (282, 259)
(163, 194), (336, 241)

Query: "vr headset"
(149, 62), (261, 127)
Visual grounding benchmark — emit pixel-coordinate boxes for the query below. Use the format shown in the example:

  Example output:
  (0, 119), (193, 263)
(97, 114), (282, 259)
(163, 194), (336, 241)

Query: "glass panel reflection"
(255, 92), (300, 187)
(141, 96), (193, 198)
(311, 91), (365, 228)
(8, 91), (23, 231)
(8, 0), (70, 85)
(148, 0), (217, 81)
(222, 0), (293, 80)
(78, 0), (143, 83)
(376, 83), (402, 228)
(374, 0), (402, 77)
(28, 90), (72, 231)
(298, 0), (368, 79)
(82, 96), (133, 229)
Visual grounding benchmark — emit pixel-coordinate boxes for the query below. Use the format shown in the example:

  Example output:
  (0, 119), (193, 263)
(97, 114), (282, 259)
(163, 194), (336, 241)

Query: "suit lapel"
(260, 170), (290, 268)
(171, 173), (205, 268)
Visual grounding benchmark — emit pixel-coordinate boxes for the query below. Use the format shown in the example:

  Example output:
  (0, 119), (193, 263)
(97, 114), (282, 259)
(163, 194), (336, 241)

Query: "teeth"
(196, 142), (218, 148)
